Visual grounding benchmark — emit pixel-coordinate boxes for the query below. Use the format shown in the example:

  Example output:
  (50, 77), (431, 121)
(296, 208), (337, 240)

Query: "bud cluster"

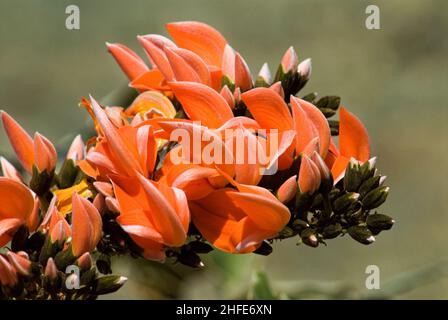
(270, 157), (393, 249)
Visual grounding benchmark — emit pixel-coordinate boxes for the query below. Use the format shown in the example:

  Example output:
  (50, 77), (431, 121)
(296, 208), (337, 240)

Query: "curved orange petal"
(168, 81), (233, 128)
(241, 87), (293, 131)
(0, 177), (34, 221)
(170, 47), (211, 85)
(234, 52), (253, 91)
(129, 69), (168, 91)
(90, 95), (143, 176)
(166, 21), (227, 67)
(0, 218), (23, 247)
(164, 47), (202, 83)
(106, 42), (149, 80)
(298, 155), (321, 194)
(290, 97), (318, 155)
(294, 97), (330, 158)
(339, 107), (370, 162)
(0, 157), (23, 182)
(137, 36), (174, 81)
(1, 111), (34, 173)
(33, 132), (57, 173)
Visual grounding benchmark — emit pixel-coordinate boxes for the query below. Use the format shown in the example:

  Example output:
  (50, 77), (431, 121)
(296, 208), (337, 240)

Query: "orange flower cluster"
(0, 21), (391, 295)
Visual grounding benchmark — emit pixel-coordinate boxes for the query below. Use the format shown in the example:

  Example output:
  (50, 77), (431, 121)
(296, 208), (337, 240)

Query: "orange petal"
(166, 21), (227, 67)
(241, 87), (293, 131)
(170, 47), (211, 85)
(220, 85), (235, 109)
(294, 97), (330, 158)
(137, 36), (174, 81)
(0, 156), (23, 182)
(0, 177), (34, 221)
(106, 42), (149, 80)
(168, 81), (233, 128)
(127, 91), (176, 119)
(129, 69), (168, 91)
(90, 95), (143, 176)
(0, 255), (17, 286)
(26, 197), (41, 232)
(269, 81), (285, 99)
(277, 175), (298, 203)
(33, 132), (57, 173)
(1, 111), (34, 173)
(291, 97), (318, 154)
(298, 155), (321, 194)
(0, 218), (23, 247)
(330, 155), (350, 183)
(164, 47), (202, 83)
(339, 107), (370, 162)
(71, 193), (102, 256)
(280, 46), (299, 73)
(234, 52), (253, 91)
(66, 134), (85, 161)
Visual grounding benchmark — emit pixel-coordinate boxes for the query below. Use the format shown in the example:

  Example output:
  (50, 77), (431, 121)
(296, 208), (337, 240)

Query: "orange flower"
(79, 96), (157, 180)
(0, 177), (36, 246)
(241, 88), (330, 169)
(189, 173), (290, 253)
(111, 173), (189, 261)
(108, 21), (229, 92)
(330, 107), (370, 182)
(1, 111), (57, 174)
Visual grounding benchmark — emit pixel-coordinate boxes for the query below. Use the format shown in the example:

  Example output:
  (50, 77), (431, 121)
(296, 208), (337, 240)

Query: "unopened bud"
(366, 213), (395, 231)
(322, 223), (343, 239)
(189, 241), (214, 254)
(359, 176), (381, 197)
(344, 158), (363, 192)
(253, 241), (273, 256)
(292, 219), (310, 230)
(93, 275), (127, 295)
(6, 251), (31, 276)
(360, 157), (377, 181)
(348, 226), (375, 245)
(255, 62), (272, 87)
(300, 228), (319, 247)
(333, 192), (360, 213)
(298, 58), (312, 81)
(177, 249), (204, 268)
(76, 252), (92, 270)
(362, 186), (389, 210)
(44, 257), (58, 280)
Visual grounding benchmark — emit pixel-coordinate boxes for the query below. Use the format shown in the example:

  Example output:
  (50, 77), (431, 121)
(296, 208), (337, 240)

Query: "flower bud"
(366, 213), (395, 231)
(44, 257), (58, 280)
(362, 186), (389, 210)
(6, 251), (31, 276)
(66, 135), (85, 161)
(76, 252), (92, 270)
(348, 225), (375, 245)
(322, 223), (343, 239)
(311, 151), (333, 193)
(359, 175), (381, 197)
(177, 249), (205, 268)
(333, 192), (360, 213)
(298, 155), (321, 194)
(280, 46), (299, 73)
(33, 132), (57, 174)
(253, 241), (273, 256)
(269, 81), (285, 99)
(0, 255), (18, 287)
(93, 275), (127, 295)
(255, 62), (272, 87)
(344, 158), (363, 192)
(300, 228), (319, 247)
(298, 58), (312, 81)
(277, 175), (297, 203)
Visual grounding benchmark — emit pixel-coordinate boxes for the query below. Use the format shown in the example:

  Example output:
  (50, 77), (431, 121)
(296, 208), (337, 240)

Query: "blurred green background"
(0, 0), (447, 299)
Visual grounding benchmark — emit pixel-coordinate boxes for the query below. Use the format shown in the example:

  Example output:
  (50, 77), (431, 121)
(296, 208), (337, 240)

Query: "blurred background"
(0, 0), (447, 299)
